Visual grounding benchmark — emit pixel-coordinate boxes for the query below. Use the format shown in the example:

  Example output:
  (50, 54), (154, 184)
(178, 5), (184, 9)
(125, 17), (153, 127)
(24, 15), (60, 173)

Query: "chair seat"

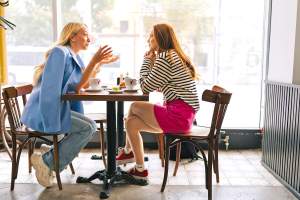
(167, 126), (211, 138)
(85, 113), (107, 123)
(15, 126), (59, 136)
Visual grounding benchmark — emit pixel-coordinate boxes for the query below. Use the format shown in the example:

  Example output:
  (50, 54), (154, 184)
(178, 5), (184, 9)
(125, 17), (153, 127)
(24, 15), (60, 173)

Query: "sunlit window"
(5, 0), (52, 85)
(5, 0), (267, 128)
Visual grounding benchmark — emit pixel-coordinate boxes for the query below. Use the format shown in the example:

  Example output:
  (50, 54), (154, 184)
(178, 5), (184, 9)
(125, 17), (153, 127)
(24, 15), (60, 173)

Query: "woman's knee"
(78, 119), (97, 136)
(125, 116), (140, 132)
(89, 120), (97, 134)
(130, 102), (142, 115)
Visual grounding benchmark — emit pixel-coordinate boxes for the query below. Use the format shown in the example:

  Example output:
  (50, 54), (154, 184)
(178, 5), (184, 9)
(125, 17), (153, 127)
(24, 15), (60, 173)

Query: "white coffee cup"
(124, 77), (137, 90)
(89, 78), (101, 90)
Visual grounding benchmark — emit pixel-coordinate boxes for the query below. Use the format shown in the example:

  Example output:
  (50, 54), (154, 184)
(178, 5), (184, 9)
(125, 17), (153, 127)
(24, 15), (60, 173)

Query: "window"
(5, 0), (267, 128)
(6, 0), (52, 84)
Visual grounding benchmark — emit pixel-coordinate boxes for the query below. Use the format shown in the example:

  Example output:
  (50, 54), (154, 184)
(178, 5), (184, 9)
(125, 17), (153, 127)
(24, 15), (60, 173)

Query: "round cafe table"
(62, 90), (149, 199)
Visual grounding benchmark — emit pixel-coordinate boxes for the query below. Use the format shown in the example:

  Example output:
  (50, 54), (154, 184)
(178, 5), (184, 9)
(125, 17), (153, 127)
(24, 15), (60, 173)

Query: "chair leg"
(99, 122), (107, 169)
(10, 133), (17, 191)
(53, 135), (62, 190)
(28, 138), (37, 174)
(214, 138), (219, 183)
(156, 134), (164, 167)
(207, 141), (213, 200)
(28, 141), (32, 173)
(161, 135), (171, 192)
(68, 163), (75, 175)
(173, 142), (181, 176)
(15, 140), (26, 180)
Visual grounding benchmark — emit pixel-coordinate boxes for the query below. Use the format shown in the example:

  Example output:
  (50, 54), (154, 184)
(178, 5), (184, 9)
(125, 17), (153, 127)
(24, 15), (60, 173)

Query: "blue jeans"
(42, 111), (97, 172)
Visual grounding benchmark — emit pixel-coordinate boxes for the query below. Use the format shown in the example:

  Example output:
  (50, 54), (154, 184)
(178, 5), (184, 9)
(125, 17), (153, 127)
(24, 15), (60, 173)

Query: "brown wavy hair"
(153, 23), (198, 80)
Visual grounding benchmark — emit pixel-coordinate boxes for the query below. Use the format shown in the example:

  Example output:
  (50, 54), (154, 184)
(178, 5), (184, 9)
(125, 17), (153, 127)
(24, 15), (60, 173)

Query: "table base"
(76, 167), (148, 199)
(90, 154), (149, 162)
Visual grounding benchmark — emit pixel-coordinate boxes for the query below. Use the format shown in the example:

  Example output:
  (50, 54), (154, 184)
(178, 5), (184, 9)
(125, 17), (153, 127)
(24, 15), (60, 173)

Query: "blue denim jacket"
(21, 46), (85, 133)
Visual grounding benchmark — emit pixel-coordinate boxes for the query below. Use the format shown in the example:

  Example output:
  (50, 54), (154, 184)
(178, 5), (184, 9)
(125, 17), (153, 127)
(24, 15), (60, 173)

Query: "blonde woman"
(116, 23), (200, 181)
(21, 22), (118, 187)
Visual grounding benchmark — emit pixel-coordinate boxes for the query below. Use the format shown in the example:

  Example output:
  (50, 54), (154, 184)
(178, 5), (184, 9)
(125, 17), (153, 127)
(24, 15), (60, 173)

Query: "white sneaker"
(31, 153), (54, 187)
(40, 144), (51, 154)
(40, 144), (68, 171)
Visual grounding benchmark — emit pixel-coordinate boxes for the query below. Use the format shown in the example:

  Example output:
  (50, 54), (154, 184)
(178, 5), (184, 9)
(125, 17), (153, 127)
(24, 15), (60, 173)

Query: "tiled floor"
(0, 148), (297, 200)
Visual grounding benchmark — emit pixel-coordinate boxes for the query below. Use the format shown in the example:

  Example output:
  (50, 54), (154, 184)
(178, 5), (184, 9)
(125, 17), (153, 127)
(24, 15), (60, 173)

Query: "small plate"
(123, 89), (138, 93)
(85, 88), (102, 92)
(108, 90), (123, 94)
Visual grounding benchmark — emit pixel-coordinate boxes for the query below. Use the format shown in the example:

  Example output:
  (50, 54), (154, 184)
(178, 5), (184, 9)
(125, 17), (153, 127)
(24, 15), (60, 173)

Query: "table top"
(62, 90), (149, 102)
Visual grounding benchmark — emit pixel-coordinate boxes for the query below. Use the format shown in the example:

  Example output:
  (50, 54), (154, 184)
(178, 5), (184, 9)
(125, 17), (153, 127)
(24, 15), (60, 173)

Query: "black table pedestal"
(76, 167), (148, 199)
(77, 101), (148, 199)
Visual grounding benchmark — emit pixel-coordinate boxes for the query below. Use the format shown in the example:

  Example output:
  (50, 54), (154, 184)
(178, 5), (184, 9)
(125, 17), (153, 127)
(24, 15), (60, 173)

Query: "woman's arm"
(75, 45), (114, 92)
(140, 56), (172, 94)
(81, 55), (119, 89)
(139, 50), (156, 80)
(81, 62), (101, 89)
(39, 47), (68, 132)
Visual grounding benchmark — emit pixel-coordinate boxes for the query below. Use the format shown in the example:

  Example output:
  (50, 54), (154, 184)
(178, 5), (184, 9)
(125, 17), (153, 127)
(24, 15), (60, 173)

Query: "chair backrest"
(202, 85), (232, 138)
(2, 84), (33, 132)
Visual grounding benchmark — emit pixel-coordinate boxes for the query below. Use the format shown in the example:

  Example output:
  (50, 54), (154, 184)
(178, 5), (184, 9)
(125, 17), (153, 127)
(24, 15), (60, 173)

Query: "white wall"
(267, 0), (298, 84)
(293, 0), (300, 84)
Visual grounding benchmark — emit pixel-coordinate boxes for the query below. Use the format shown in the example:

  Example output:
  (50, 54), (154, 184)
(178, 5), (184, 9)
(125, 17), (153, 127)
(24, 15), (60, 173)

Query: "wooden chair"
(2, 84), (75, 190)
(85, 113), (107, 168)
(156, 134), (165, 167)
(0, 101), (14, 159)
(160, 85), (232, 200)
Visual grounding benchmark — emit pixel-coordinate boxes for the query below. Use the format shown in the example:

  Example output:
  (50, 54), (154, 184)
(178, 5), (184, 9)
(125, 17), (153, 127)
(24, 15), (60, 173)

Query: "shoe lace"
(117, 147), (124, 155)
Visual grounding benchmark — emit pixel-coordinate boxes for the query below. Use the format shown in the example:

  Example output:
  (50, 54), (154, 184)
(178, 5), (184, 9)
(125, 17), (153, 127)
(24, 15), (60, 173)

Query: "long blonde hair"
(153, 23), (198, 80)
(33, 22), (86, 85)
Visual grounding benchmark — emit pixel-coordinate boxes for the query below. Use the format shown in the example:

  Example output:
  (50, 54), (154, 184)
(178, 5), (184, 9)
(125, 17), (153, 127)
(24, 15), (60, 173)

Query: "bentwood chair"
(2, 84), (75, 190)
(85, 113), (107, 168)
(0, 99), (14, 159)
(160, 85), (232, 200)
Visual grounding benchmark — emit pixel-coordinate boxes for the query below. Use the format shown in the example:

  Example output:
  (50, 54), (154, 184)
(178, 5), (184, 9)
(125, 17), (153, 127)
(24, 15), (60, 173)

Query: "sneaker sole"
(31, 156), (53, 187)
(35, 171), (53, 188)
(132, 174), (149, 182)
(116, 158), (135, 165)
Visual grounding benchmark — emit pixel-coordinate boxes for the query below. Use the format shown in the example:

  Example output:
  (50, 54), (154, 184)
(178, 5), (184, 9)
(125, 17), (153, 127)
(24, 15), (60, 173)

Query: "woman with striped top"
(116, 23), (200, 181)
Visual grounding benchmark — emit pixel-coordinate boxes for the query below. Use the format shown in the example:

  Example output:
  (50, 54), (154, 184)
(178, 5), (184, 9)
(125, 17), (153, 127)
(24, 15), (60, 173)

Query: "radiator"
(262, 81), (300, 198)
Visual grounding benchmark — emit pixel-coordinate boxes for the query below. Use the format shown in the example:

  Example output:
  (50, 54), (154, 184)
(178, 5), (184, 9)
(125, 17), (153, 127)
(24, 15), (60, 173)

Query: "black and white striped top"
(140, 50), (200, 111)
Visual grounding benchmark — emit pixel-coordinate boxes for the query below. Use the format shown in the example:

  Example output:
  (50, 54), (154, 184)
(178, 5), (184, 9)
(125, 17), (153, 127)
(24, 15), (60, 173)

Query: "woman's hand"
(90, 45), (113, 66)
(144, 50), (156, 61)
(92, 55), (119, 75)
(100, 55), (119, 65)
(76, 45), (114, 92)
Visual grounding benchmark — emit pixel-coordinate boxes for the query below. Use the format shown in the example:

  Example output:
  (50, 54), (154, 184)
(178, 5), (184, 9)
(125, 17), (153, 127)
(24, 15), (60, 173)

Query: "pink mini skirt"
(154, 99), (196, 134)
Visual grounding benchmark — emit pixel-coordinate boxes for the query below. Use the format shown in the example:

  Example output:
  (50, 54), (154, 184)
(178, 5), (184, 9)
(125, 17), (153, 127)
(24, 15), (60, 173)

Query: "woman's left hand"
(92, 55), (119, 75)
(144, 50), (156, 61)
(100, 55), (119, 65)
(90, 45), (113, 66)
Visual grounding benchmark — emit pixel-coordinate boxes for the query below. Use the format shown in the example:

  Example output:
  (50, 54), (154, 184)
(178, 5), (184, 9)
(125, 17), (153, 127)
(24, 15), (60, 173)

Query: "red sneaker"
(127, 167), (149, 181)
(116, 148), (135, 165)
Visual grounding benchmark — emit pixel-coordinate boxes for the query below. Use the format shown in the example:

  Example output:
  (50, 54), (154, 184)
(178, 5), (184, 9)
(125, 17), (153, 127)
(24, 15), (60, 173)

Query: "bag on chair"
(169, 141), (201, 161)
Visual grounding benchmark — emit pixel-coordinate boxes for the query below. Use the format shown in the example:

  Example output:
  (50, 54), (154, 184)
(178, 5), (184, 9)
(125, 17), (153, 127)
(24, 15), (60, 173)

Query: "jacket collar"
(67, 46), (84, 69)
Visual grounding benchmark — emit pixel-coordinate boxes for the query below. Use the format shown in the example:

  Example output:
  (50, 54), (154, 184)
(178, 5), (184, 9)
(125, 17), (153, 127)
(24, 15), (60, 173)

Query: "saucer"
(108, 90), (123, 94)
(123, 89), (138, 93)
(85, 88), (102, 92)
(101, 85), (108, 89)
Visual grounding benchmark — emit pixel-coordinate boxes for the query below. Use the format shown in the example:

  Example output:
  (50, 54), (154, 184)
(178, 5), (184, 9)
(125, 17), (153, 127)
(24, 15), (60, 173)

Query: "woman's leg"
(125, 102), (163, 165)
(43, 111), (97, 171)
(128, 102), (162, 131)
(123, 101), (162, 151)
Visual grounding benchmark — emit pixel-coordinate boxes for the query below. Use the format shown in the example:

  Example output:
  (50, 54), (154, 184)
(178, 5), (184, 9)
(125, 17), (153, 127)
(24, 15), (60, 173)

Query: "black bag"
(169, 141), (201, 161)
